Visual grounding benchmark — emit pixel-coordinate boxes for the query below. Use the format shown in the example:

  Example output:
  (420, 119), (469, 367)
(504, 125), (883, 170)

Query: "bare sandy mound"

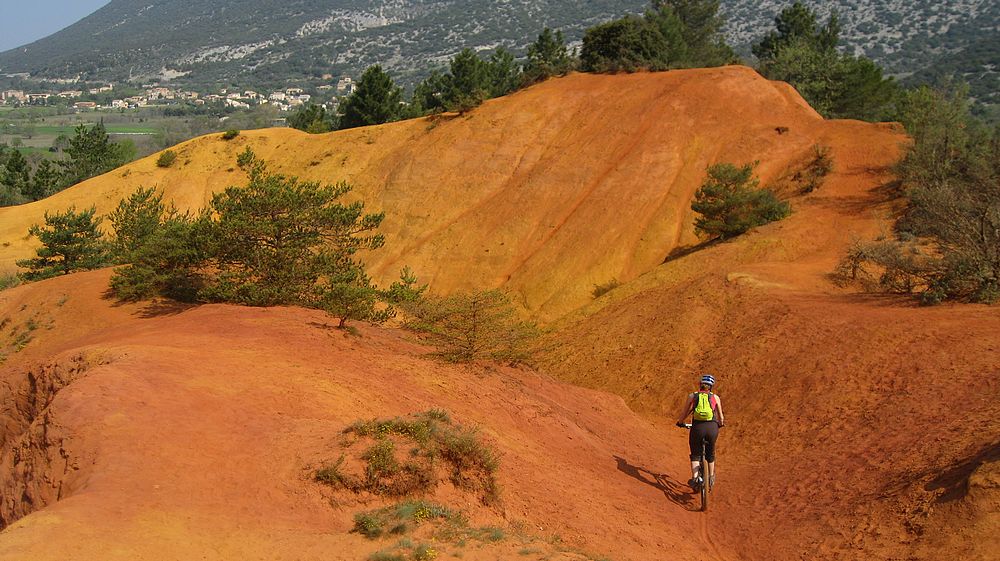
(0, 270), (716, 561)
(2, 66), (855, 321)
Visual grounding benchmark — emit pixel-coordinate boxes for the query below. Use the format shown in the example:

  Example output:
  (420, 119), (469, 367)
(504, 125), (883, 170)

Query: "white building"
(336, 77), (355, 95)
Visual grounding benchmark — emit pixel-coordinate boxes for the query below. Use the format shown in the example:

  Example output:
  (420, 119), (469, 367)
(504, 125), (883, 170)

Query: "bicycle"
(680, 423), (711, 512)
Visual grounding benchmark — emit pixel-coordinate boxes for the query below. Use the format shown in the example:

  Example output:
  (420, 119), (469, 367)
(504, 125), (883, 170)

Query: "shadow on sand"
(102, 288), (197, 319)
(613, 455), (697, 511)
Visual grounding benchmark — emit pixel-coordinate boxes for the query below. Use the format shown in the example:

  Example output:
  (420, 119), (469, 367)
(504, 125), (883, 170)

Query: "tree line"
(0, 122), (135, 206)
(289, 0), (904, 136)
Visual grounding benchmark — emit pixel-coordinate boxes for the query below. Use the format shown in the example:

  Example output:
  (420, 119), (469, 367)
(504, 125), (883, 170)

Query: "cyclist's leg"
(688, 423), (714, 487)
(703, 423), (720, 485)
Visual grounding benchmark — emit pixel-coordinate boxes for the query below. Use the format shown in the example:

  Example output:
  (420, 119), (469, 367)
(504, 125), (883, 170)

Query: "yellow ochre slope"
(3, 66), (867, 320)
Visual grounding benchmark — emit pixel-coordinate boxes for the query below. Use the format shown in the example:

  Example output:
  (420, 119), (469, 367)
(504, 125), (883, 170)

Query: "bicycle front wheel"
(701, 450), (711, 512)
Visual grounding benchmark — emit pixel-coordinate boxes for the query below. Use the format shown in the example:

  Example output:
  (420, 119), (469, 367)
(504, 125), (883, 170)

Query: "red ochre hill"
(0, 67), (997, 561)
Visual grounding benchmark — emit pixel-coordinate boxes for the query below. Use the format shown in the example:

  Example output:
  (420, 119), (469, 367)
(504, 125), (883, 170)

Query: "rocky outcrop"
(0, 351), (108, 528)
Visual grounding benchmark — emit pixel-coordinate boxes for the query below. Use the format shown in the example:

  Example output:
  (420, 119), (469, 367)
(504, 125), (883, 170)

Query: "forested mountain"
(1, 0), (996, 103)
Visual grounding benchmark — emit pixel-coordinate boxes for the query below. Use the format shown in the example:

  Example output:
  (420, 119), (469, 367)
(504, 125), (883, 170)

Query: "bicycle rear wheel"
(700, 447), (709, 512)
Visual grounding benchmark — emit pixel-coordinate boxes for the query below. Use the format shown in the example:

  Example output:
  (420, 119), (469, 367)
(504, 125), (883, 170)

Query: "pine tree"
(16, 206), (110, 280)
(691, 163), (791, 240)
(753, 2), (894, 120)
(404, 290), (540, 363)
(487, 48), (521, 98)
(201, 150), (386, 309)
(752, 1), (839, 62)
(655, 0), (734, 66)
(109, 186), (168, 262)
(3, 149), (31, 196)
(62, 123), (131, 185)
(524, 28), (573, 83)
(412, 70), (448, 114)
(581, 0), (733, 72)
(338, 65), (402, 130)
(288, 103), (336, 133)
(443, 48), (491, 112)
(26, 159), (63, 201)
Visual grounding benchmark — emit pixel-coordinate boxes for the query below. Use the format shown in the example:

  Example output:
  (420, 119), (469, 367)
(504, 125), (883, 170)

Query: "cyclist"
(675, 374), (725, 490)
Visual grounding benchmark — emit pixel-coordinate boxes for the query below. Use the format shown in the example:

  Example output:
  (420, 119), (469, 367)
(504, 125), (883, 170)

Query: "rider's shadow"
(613, 455), (697, 511)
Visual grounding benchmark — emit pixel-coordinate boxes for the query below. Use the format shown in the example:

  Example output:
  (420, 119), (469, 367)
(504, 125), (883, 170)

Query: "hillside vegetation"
(3, 66), (845, 320)
(1, 0), (996, 109)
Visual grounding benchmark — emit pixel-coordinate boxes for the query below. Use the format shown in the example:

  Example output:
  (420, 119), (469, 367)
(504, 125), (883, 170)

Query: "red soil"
(0, 67), (997, 560)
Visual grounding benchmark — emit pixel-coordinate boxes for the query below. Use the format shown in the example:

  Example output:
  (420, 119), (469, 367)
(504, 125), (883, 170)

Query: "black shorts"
(689, 421), (719, 462)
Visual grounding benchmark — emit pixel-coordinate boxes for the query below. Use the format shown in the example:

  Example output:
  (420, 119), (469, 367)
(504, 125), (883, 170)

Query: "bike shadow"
(613, 455), (698, 511)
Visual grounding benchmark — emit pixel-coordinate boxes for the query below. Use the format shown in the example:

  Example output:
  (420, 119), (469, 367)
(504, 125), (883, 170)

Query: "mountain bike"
(680, 423), (711, 512)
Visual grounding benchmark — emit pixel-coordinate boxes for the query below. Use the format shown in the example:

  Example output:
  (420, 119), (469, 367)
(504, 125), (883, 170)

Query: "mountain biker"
(675, 374), (725, 490)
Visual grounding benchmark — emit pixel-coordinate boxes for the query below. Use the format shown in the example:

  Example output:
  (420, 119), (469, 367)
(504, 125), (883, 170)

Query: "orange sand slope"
(0, 271), (708, 561)
(1, 67), (998, 561)
(1, 66), (881, 320)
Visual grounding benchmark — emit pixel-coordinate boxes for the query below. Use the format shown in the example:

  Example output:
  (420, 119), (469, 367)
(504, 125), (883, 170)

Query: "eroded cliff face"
(0, 351), (109, 528)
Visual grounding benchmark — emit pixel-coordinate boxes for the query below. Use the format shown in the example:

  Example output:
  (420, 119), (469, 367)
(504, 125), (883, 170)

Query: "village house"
(57, 90), (83, 98)
(88, 84), (114, 94)
(336, 77), (355, 95)
(146, 87), (174, 100)
(204, 94), (223, 103)
(243, 90), (259, 100)
(269, 92), (287, 102)
(111, 99), (128, 109)
(74, 101), (98, 110)
(225, 98), (250, 109)
(285, 87), (304, 95)
(26, 93), (51, 104)
(1, 90), (26, 102)
(226, 92), (242, 100)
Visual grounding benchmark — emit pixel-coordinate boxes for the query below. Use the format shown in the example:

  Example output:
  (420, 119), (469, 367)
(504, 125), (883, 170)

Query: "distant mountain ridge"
(1, 0), (997, 104)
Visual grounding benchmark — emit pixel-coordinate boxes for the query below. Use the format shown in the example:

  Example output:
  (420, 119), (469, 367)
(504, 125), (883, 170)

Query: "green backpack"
(692, 391), (718, 422)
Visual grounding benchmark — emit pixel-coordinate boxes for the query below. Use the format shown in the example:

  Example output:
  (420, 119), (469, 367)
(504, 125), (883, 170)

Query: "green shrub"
(591, 279), (620, 298)
(413, 544), (437, 561)
(691, 163), (791, 240)
(354, 512), (384, 538)
(363, 440), (401, 491)
(403, 290), (541, 363)
(801, 144), (833, 193)
(0, 273), (21, 291)
(353, 501), (455, 541)
(368, 552), (405, 561)
(317, 411), (500, 504)
(221, 129), (240, 140)
(836, 86), (1000, 304)
(156, 150), (177, 168)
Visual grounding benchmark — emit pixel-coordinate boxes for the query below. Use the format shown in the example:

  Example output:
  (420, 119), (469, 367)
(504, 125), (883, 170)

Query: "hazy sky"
(0, 0), (111, 52)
